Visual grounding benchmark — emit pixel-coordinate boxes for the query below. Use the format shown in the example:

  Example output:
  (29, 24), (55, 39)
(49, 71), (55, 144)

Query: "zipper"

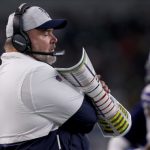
(57, 134), (62, 150)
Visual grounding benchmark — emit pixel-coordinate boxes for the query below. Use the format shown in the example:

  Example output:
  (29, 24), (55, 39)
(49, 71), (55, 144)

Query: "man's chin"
(47, 56), (57, 65)
(33, 54), (57, 65)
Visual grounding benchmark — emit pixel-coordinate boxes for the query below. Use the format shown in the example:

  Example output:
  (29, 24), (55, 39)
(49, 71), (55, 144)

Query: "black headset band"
(15, 4), (30, 15)
(12, 3), (32, 53)
(13, 4), (30, 34)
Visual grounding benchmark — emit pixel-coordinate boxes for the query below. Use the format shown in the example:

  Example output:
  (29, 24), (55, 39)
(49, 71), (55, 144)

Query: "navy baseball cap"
(36, 19), (67, 30)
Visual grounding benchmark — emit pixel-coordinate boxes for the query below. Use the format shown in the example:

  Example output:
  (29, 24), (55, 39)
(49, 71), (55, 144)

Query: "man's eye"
(44, 32), (49, 36)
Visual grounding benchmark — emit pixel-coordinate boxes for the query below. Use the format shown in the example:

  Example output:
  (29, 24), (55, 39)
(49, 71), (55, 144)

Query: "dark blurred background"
(1, 0), (150, 149)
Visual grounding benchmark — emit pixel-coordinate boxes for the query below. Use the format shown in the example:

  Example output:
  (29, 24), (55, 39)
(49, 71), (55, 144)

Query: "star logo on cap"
(38, 7), (50, 18)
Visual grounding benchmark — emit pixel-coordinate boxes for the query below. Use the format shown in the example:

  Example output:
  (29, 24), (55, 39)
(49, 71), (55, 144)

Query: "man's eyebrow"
(40, 29), (53, 32)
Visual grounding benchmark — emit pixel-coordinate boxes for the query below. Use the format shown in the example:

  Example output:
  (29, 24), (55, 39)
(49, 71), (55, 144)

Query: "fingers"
(100, 80), (110, 93)
(96, 74), (110, 93)
(97, 74), (101, 80)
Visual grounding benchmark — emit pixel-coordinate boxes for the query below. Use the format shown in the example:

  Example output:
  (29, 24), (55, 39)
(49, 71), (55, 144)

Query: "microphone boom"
(28, 50), (65, 56)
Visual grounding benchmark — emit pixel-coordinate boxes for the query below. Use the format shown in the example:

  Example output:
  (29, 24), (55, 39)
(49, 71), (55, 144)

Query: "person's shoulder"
(142, 84), (150, 93)
(27, 58), (50, 68)
(14, 54), (55, 75)
(141, 84), (150, 102)
(19, 55), (53, 70)
(25, 57), (57, 74)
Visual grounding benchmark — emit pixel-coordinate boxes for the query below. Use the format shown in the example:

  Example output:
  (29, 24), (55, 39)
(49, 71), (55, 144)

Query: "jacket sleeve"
(59, 95), (98, 133)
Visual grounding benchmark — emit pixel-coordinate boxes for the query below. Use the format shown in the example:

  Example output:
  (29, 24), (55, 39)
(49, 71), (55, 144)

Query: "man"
(0, 3), (98, 150)
(0, 3), (130, 150)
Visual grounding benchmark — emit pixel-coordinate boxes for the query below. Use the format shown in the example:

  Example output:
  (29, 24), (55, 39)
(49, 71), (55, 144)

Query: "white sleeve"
(21, 65), (84, 125)
(141, 84), (150, 145)
(107, 137), (130, 150)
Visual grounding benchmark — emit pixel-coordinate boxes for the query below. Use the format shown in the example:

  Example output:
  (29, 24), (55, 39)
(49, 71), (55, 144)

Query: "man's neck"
(5, 47), (17, 53)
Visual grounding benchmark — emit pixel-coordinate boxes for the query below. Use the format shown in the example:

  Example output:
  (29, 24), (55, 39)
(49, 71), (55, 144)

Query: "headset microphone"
(28, 50), (65, 56)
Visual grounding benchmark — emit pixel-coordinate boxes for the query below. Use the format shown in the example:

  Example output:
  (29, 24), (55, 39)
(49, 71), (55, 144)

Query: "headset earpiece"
(12, 3), (31, 53)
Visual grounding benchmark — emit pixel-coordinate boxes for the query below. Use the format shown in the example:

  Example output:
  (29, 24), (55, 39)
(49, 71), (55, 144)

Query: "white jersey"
(0, 52), (84, 144)
(141, 84), (150, 145)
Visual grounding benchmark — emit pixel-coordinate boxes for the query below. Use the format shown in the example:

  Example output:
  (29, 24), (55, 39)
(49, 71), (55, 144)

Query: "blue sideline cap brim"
(36, 19), (67, 30)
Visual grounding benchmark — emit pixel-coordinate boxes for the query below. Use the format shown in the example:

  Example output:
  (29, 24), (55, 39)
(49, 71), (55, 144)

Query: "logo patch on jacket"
(56, 75), (62, 82)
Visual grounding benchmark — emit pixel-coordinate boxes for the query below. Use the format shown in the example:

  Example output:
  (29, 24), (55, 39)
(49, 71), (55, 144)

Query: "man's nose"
(51, 34), (58, 43)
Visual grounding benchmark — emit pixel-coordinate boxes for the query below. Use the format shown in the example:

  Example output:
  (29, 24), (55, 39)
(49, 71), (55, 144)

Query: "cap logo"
(38, 7), (50, 18)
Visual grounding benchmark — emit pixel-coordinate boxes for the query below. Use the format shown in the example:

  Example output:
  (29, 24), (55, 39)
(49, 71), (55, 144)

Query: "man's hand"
(96, 75), (110, 93)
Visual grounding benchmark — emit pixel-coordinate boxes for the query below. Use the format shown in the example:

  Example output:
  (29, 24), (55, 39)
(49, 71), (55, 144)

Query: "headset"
(12, 3), (31, 53)
(12, 3), (65, 56)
